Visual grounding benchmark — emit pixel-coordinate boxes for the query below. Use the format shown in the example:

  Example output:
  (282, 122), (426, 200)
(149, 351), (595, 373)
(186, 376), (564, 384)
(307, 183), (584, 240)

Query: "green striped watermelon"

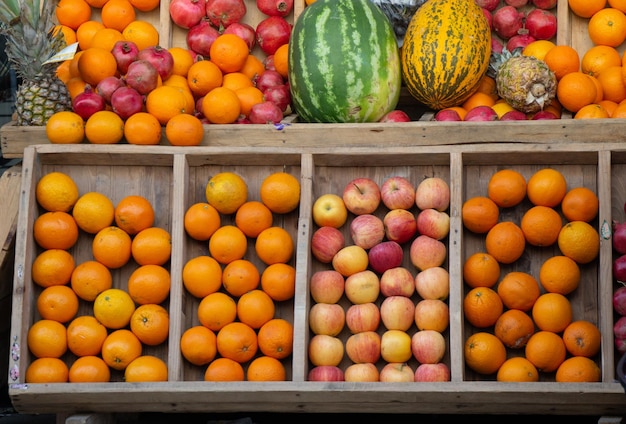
(288, 0), (401, 123)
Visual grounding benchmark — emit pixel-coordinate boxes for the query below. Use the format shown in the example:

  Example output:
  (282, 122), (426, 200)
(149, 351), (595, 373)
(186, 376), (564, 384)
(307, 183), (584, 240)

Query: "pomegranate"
(615, 316), (626, 339)
(223, 22), (257, 51)
(124, 59), (159, 95)
(379, 110), (411, 122)
(169, 0), (207, 29)
(256, 0), (294, 17)
(255, 15), (292, 55)
(464, 105), (498, 121)
(506, 32), (536, 52)
(263, 84), (291, 112)
(110, 86), (144, 120)
(187, 19), (221, 57)
(493, 5), (525, 40)
(205, 0), (247, 28)
(613, 221), (626, 254)
(491, 37), (504, 54)
(531, 110), (558, 120)
(482, 8), (493, 30)
(137, 45), (175, 81)
(96, 76), (126, 104)
(616, 337), (626, 355)
(434, 109), (462, 121)
(525, 8), (557, 40)
(263, 54), (276, 71)
(500, 110), (528, 120)
(532, 0), (557, 9)
(615, 257), (626, 286)
(72, 85), (106, 120)
(614, 285), (626, 315)
(111, 40), (140, 75)
(504, 0), (528, 7)
(249, 101), (283, 124)
(474, 0), (500, 11)
(256, 69), (284, 92)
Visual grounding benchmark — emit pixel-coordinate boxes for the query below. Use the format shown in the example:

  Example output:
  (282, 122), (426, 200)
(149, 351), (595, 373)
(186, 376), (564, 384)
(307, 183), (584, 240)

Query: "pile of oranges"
(461, 166), (603, 382)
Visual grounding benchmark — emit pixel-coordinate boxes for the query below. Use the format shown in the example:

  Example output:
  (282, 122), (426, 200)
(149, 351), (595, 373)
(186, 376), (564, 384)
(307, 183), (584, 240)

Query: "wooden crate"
(7, 142), (626, 417)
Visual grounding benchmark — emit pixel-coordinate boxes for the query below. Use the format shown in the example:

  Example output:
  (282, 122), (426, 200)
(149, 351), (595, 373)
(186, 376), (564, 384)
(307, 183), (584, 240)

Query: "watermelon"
(287, 0), (402, 123)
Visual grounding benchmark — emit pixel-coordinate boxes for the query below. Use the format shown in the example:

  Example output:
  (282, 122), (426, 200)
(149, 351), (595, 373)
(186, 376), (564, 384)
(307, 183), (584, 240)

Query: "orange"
(209, 33), (249, 73)
(101, 0), (136, 32)
(66, 315), (108, 357)
(575, 103), (611, 119)
(131, 226), (172, 266)
(463, 332), (507, 375)
(525, 330), (567, 372)
(543, 45), (580, 81)
(165, 113), (204, 146)
(127, 264), (171, 305)
(581, 45), (622, 78)
(557, 71), (599, 113)
(216, 321), (258, 363)
(237, 289), (275, 329)
(247, 355), (286, 381)
(557, 220), (600, 264)
(69, 355), (111, 383)
(169, 47), (195, 77)
(526, 168), (567, 207)
(204, 357), (245, 381)
(496, 357), (539, 382)
(494, 309), (535, 349)
(115, 195), (155, 235)
(555, 356), (601, 382)
(70, 260), (113, 301)
(257, 318), (293, 360)
(65, 76), (88, 101)
(187, 59), (223, 97)
(36, 171), (79, 213)
(531, 292), (573, 333)
(461, 196), (500, 234)
(184, 202), (221, 241)
(92, 226), (132, 269)
(463, 286), (503, 328)
(85, 110), (125, 144)
(182, 255), (223, 298)
(124, 355), (168, 382)
(180, 325), (218, 366)
(56, 60), (72, 84)
(475, 75), (498, 100)
(72, 191), (116, 234)
(462, 252), (501, 289)
(124, 112), (163, 146)
(561, 186), (599, 222)
(522, 39), (556, 61)
(562, 320), (602, 358)
(46, 110), (85, 144)
(260, 262), (296, 301)
(235, 200), (273, 238)
(201, 86), (241, 124)
(538, 255), (580, 295)
(129, 0), (160, 12)
(600, 99), (619, 116)
(221, 72), (254, 92)
(222, 258), (261, 297)
(101, 329), (143, 371)
(273, 43), (289, 79)
(496, 271), (541, 312)
(25, 357), (69, 383)
(93, 288), (136, 330)
(32, 249), (75, 288)
(33, 211), (79, 250)
(598, 65), (626, 103)
(255, 226), (295, 265)
(146, 85), (190, 125)
(568, 0), (606, 18)
(235, 86), (265, 117)
(440, 106), (467, 120)
(27, 319), (68, 358)
(485, 221), (526, 264)
(520, 205), (563, 247)
(462, 91), (496, 112)
(260, 172), (301, 214)
(610, 0), (626, 12)
(76, 20), (105, 50)
(197, 291), (237, 332)
(54, 24), (77, 46)
(130, 303), (170, 346)
(78, 47), (118, 87)
(37, 285), (79, 324)
(205, 171), (248, 215)
(208, 225), (248, 264)
(56, 0), (92, 30)
(611, 98), (626, 117)
(240, 54), (266, 82)
(589, 74), (605, 104)
(588, 7), (626, 47)
(487, 169), (527, 208)
(121, 20), (160, 51)
(89, 27), (125, 52)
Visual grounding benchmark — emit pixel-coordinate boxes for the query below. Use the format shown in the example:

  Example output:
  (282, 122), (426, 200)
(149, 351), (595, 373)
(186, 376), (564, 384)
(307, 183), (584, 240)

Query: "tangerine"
(33, 211), (79, 250)
(464, 332), (507, 375)
(70, 260), (113, 301)
(260, 172), (301, 214)
(27, 319), (68, 358)
(182, 255), (223, 299)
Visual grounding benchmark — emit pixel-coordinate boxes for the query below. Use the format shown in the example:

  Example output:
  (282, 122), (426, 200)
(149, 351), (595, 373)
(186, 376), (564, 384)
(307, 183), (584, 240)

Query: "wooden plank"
(0, 165), (21, 274)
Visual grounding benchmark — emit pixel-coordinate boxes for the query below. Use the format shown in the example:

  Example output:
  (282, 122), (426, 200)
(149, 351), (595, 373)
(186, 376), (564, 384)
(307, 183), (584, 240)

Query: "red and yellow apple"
(308, 334), (344, 367)
(409, 235), (447, 271)
(380, 266), (415, 298)
(415, 177), (450, 212)
(349, 213), (385, 250)
(380, 295), (416, 332)
(416, 208), (450, 240)
(308, 302), (346, 336)
(345, 302), (381, 333)
(332, 245), (369, 277)
(311, 226), (345, 263)
(344, 269), (380, 304)
(345, 330), (381, 364)
(310, 269), (345, 304)
(380, 176), (415, 210)
(344, 362), (379, 382)
(414, 266), (450, 301)
(414, 363), (451, 382)
(312, 193), (348, 228)
(380, 329), (413, 363)
(383, 208), (418, 245)
(379, 362), (414, 382)
(414, 299), (449, 333)
(411, 329), (446, 364)
(342, 177), (381, 215)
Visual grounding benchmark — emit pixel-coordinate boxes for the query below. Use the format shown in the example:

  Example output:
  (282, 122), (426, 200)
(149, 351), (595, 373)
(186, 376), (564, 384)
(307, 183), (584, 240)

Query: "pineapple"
(488, 47), (557, 114)
(0, 0), (71, 126)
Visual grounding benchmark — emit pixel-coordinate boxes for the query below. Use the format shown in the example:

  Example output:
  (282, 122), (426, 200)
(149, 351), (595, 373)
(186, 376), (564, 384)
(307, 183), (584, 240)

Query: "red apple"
(345, 331), (381, 364)
(380, 176), (416, 210)
(434, 108), (462, 121)
(311, 226), (345, 264)
(344, 270), (380, 304)
(414, 299), (449, 333)
(409, 235), (447, 271)
(380, 266), (415, 298)
(332, 245), (369, 277)
(345, 302), (381, 333)
(380, 329), (413, 364)
(411, 329), (446, 364)
(415, 177), (450, 212)
(312, 193), (348, 228)
(414, 266), (450, 301)
(344, 362), (379, 382)
(350, 214), (385, 250)
(380, 295), (416, 332)
(416, 208), (450, 240)
(368, 241), (404, 275)
(310, 270), (345, 304)
(383, 208), (418, 244)
(379, 362), (414, 383)
(342, 177), (381, 215)
(308, 302), (346, 336)
(308, 334), (344, 367)
(414, 363), (451, 382)
(464, 105), (498, 121)
(307, 365), (344, 382)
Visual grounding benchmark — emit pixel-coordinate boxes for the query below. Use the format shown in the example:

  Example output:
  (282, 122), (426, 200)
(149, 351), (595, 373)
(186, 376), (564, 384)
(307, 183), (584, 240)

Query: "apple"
(308, 334), (344, 367)
(342, 177), (381, 215)
(332, 245), (369, 277)
(380, 176), (416, 210)
(311, 226), (345, 263)
(368, 241), (404, 275)
(415, 177), (450, 212)
(345, 331), (381, 364)
(411, 329), (446, 364)
(312, 193), (348, 228)
(380, 266), (415, 298)
(416, 208), (450, 241)
(380, 295), (416, 332)
(350, 214), (385, 250)
(307, 365), (345, 382)
(379, 362), (414, 383)
(409, 235), (447, 271)
(414, 299), (449, 333)
(383, 208), (418, 244)
(344, 270), (380, 304)
(308, 302), (346, 336)
(414, 266), (449, 301)
(345, 302), (381, 333)
(414, 363), (451, 382)
(310, 270), (345, 304)
(380, 329), (413, 363)
(344, 362), (379, 382)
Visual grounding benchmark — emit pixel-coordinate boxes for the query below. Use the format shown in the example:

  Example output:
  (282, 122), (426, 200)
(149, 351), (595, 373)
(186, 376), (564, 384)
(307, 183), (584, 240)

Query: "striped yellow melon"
(401, 0), (491, 110)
